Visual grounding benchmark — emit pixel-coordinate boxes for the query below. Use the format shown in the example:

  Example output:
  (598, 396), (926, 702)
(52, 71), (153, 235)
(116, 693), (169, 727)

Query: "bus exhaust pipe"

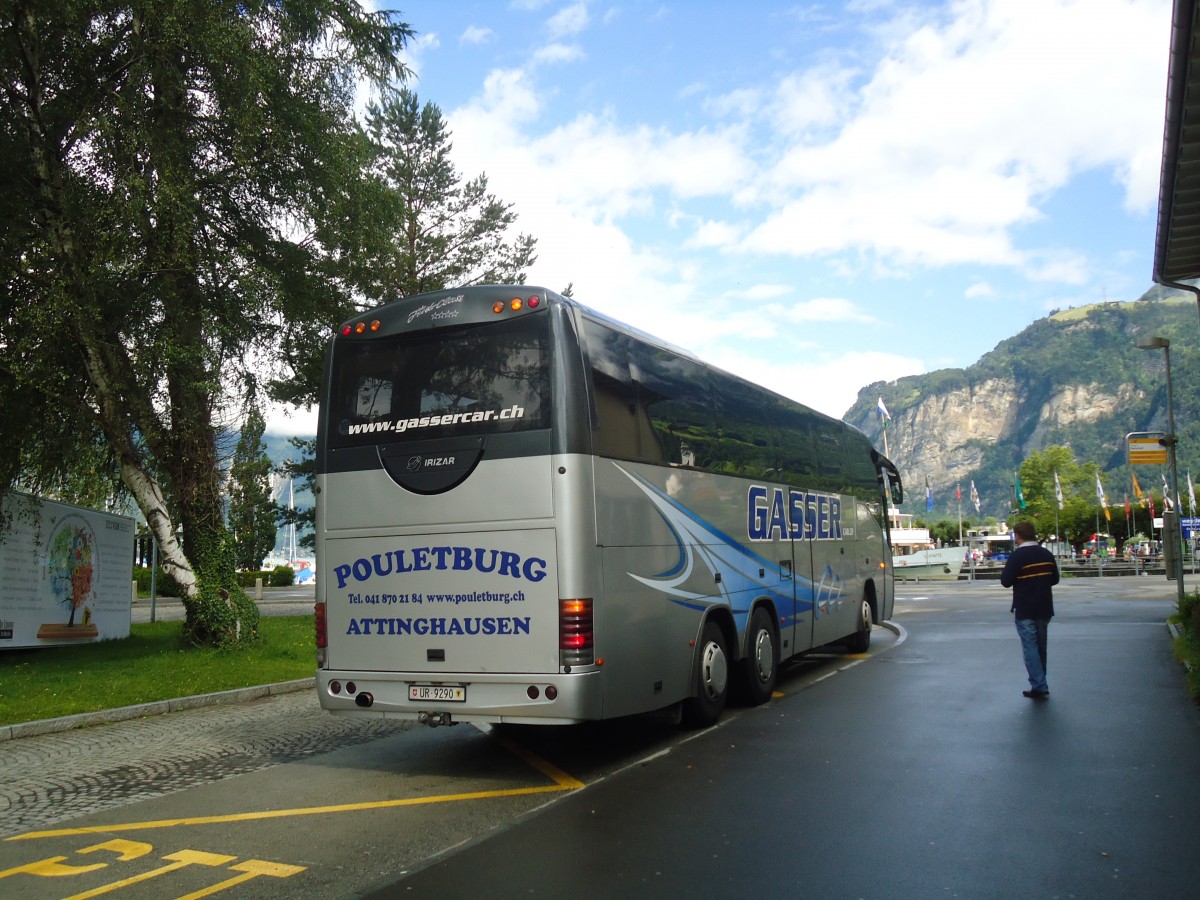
(355, 692), (374, 708)
(417, 712), (455, 728)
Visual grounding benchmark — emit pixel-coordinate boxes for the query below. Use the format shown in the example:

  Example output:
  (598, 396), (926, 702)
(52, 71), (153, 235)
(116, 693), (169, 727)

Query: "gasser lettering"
(333, 546), (547, 589)
(746, 485), (843, 542)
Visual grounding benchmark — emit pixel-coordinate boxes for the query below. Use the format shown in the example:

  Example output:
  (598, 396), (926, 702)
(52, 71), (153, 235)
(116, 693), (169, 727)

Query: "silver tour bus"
(314, 285), (903, 728)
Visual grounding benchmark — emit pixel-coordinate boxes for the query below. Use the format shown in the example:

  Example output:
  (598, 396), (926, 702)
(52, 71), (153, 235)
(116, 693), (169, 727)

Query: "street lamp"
(1137, 335), (1185, 605)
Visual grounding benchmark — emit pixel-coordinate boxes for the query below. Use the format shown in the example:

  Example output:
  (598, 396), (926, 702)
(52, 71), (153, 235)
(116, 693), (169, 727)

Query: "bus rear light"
(492, 296), (540, 314)
(340, 319), (382, 336)
(560, 598), (594, 667)
(315, 602), (327, 650)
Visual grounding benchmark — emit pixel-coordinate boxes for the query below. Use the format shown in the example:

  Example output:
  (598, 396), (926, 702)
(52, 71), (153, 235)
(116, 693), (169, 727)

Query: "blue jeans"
(1015, 617), (1049, 692)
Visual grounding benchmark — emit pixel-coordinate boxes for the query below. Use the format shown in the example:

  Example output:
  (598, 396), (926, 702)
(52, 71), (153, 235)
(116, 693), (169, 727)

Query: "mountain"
(844, 296), (1200, 520)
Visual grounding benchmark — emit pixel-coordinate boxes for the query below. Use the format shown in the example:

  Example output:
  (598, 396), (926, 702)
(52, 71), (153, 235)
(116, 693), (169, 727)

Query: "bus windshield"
(327, 314), (551, 448)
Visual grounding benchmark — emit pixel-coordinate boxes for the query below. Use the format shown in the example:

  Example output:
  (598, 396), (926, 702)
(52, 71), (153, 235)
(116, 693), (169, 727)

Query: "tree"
(228, 404), (277, 571)
(1, 2), (412, 644)
(1017, 447), (1106, 547)
(363, 89), (538, 298)
(277, 437), (317, 553)
(274, 88), (540, 541)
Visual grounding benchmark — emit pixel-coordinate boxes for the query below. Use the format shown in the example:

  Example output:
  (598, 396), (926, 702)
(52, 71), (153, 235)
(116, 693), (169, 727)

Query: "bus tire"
(682, 620), (729, 728)
(845, 597), (872, 653)
(738, 606), (778, 706)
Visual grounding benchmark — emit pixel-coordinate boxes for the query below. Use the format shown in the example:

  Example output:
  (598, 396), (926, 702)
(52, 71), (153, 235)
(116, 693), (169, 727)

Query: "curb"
(0, 678), (315, 743)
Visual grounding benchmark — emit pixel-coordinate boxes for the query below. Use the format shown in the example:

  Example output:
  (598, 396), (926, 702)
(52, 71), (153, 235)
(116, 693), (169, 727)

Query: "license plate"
(409, 684), (466, 702)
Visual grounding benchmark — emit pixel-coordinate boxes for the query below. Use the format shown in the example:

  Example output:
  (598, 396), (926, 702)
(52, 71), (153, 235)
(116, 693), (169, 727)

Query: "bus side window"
(711, 373), (774, 477)
(628, 341), (715, 468)
(583, 320), (644, 461)
(770, 401), (822, 486)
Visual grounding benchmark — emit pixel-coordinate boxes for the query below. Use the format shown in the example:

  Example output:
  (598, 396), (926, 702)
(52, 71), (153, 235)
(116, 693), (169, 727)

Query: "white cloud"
(546, 2), (589, 39)
(965, 281), (994, 299)
(264, 401), (318, 437)
(775, 297), (879, 324)
(460, 26), (493, 46)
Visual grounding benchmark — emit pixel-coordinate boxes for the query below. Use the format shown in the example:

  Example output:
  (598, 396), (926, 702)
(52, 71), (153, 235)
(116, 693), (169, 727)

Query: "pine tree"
(228, 405), (277, 571)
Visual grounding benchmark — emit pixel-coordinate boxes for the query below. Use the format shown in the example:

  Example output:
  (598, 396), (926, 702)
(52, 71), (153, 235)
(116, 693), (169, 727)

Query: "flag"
(970, 480), (980, 514)
(1014, 472), (1027, 509)
(1095, 471), (1108, 523)
(1125, 495), (1132, 518)
(1162, 473), (1175, 511)
(1132, 472), (1144, 503)
(956, 483), (962, 502)
(877, 397), (891, 427)
(1150, 496), (1156, 519)
(1054, 470), (1064, 510)
(1189, 471), (1196, 517)
(926, 476), (933, 513)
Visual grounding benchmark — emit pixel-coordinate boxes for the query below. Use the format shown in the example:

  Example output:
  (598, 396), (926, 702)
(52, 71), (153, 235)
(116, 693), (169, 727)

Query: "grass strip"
(0, 616), (315, 727)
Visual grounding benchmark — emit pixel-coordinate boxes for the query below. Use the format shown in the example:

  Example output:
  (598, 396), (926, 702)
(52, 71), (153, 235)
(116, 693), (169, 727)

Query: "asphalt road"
(3, 576), (1198, 899)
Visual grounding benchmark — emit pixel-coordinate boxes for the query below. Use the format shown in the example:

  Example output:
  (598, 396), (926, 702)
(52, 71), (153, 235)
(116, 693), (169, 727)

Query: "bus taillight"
(560, 598), (594, 667)
(315, 601), (328, 666)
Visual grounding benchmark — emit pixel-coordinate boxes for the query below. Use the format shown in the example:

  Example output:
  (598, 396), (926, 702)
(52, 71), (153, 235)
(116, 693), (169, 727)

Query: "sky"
(267, 0), (1173, 435)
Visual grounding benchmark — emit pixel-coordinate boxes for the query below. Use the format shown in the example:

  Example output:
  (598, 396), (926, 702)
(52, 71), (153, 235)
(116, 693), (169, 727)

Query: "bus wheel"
(739, 606), (778, 706)
(845, 598), (872, 653)
(683, 620), (729, 728)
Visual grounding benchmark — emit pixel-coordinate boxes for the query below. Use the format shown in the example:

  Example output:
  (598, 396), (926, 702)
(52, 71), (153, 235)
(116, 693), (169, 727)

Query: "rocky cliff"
(844, 297), (1199, 518)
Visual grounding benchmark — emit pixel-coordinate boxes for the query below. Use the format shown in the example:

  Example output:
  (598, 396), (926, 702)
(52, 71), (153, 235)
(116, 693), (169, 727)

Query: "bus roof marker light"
(527, 296), (540, 308)
(510, 298), (523, 311)
(492, 300), (505, 314)
(340, 325), (352, 336)
(355, 321), (367, 334)
(370, 319), (381, 332)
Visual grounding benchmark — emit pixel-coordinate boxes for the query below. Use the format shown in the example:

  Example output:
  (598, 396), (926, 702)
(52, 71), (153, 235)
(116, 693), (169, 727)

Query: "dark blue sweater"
(1000, 542), (1059, 619)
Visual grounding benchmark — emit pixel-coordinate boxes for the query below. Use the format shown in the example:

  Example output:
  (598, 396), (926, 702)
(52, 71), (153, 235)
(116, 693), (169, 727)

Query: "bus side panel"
(592, 458), (798, 708)
(598, 544), (702, 717)
(810, 493), (860, 648)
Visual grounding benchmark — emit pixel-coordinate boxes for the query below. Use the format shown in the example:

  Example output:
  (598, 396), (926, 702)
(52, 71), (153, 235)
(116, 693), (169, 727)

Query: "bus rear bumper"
(315, 668), (604, 726)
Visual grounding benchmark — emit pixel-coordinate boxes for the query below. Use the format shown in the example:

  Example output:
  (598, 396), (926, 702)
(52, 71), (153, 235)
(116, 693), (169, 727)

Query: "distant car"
(991, 551), (1010, 562)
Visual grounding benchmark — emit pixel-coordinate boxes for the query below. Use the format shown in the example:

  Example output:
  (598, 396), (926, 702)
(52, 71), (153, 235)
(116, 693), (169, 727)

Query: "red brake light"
(560, 598), (594, 666)
(315, 602), (327, 649)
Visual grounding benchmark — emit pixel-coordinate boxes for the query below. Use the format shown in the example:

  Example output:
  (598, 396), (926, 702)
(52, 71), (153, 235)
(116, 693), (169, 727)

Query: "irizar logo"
(407, 455), (457, 471)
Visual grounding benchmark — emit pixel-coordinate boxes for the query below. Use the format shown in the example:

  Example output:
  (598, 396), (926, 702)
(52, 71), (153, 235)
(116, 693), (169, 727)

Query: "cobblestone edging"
(0, 678), (317, 742)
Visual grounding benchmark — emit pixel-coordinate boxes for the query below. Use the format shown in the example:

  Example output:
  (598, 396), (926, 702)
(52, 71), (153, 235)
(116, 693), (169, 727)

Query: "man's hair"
(1013, 521), (1037, 542)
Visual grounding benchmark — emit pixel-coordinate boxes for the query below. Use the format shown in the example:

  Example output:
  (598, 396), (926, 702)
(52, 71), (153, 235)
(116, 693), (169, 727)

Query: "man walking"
(1000, 521), (1059, 700)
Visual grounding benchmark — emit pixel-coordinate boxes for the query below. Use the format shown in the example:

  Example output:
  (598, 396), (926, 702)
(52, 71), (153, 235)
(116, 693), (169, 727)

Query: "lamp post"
(1137, 336), (1185, 605)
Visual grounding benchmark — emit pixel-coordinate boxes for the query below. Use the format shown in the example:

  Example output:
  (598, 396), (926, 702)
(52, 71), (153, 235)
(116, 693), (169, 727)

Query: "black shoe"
(1022, 690), (1050, 700)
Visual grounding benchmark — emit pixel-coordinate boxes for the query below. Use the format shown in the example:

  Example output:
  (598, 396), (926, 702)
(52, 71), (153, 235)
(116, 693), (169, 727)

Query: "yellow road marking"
(173, 859), (308, 900)
(9, 724), (586, 843)
(60, 850), (235, 900)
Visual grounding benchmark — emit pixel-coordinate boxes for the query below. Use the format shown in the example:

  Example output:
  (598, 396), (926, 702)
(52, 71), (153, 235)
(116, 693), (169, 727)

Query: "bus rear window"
(329, 315), (551, 446)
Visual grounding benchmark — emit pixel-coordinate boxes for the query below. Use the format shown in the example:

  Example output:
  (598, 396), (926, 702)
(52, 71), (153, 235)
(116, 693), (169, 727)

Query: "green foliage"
(228, 402), (278, 570)
(269, 565), (297, 588)
(183, 530), (260, 648)
(132, 566), (185, 599)
(0, 616), (314, 727)
(1, 4), (412, 645)
(362, 89), (538, 298)
(1173, 592), (1200, 701)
